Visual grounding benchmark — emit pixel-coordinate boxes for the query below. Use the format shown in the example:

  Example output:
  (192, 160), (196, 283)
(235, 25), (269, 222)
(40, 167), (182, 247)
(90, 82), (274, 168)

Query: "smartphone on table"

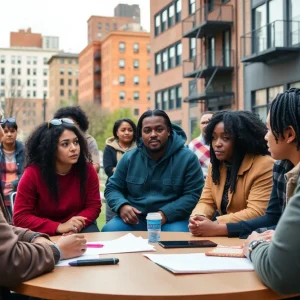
(158, 240), (217, 248)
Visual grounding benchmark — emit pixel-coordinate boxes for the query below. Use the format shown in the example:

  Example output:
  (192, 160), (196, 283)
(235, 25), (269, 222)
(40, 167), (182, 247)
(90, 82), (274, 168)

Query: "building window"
(155, 84), (182, 110)
(155, 53), (161, 74)
(11, 68), (15, 75)
(147, 92), (151, 101)
(76, 79), (78, 86)
(189, 0), (196, 15)
(134, 108), (140, 116)
(0, 79), (4, 86)
(119, 75), (125, 85)
(60, 68), (64, 75)
(27, 68), (30, 75)
(68, 79), (72, 86)
(98, 22), (102, 29)
(33, 91), (37, 98)
(43, 57), (48, 65)
(17, 68), (21, 75)
(32, 57), (37, 65)
(113, 23), (118, 30)
(33, 79), (37, 87)
(27, 91), (30, 98)
(11, 56), (16, 64)
(60, 89), (64, 96)
(68, 68), (72, 75)
(133, 43), (139, 53)
(162, 49), (168, 71)
(133, 76), (139, 85)
(147, 76), (150, 86)
(119, 42), (125, 53)
(133, 91), (140, 100)
(176, 42), (182, 65)
(106, 23), (109, 30)
(161, 9), (167, 32)
(33, 68), (37, 76)
(119, 59), (125, 68)
(0, 90), (5, 97)
(168, 4), (175, 27)
(119, 91), (125, 100)
(168, 45), (175, 68)
(60, 58), (65, 64)
(97, 32), (102, 39)
(289, 0), (300, 45)
(289, 81), (300, 88)
(155, 14), (161, 36)
(133, 59), (139, 69)
(43, 69), (47, 76)
(17, 56), (22, 64)
(43, 80), (47, 87)
(27, 56), (31, 64)
(1, 68), (5, 75)
(68, 90), (72, 97)
(252, 85), (284, 122)
(175, 0), (182, 22)
(147, 44), (151, 53)
(189, 38), (196, 59)
(0, 55), (5, 63)
(11, 79), (15, 86)
(27, 80), (30, 86)
(60, 79), (64, 86)
(189, 79), (198, 107)
(17, 79), (21, 86)
(147, 60), (151, 69)
(17, 90), (21, 97)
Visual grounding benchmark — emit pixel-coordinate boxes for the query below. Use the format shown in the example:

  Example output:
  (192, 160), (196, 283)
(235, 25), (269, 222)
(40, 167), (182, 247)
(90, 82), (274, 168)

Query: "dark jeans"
(80, 222), (99, 233)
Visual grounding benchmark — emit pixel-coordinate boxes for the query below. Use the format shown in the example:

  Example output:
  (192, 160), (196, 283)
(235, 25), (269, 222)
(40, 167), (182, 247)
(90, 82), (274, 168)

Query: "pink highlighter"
(86, 243), (104, 248)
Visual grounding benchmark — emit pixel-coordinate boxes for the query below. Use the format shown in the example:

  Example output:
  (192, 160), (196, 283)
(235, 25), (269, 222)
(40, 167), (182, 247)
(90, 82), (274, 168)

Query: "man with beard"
(102, 109), (204, 232)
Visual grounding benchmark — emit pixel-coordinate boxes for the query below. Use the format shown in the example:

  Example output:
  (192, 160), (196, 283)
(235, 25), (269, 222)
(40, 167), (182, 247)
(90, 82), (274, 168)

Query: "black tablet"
(158, 240), (218, 248)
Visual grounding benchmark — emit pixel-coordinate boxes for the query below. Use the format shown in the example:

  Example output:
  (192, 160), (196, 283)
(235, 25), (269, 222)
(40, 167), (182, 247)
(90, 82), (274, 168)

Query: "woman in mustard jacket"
(189, 110), (274, 236)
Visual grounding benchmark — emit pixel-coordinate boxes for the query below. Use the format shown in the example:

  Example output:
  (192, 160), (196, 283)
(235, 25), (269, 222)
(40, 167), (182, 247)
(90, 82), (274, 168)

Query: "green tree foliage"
(191, 123), (201, 140)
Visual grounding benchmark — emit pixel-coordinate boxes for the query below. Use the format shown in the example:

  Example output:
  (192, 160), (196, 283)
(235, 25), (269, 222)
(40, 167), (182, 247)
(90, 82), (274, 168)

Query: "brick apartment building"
(88, 16), (135, 43)
(79, 30), (151, 117)
(240, 0), (300, 122)
(47, 53), (79, 119)
(150, 0), (244, 140)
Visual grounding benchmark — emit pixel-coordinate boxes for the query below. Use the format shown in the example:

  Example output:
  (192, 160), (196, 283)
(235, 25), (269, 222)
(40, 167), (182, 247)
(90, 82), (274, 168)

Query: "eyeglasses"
(0, 117), (16, 125)
(47, 118), (74, 128)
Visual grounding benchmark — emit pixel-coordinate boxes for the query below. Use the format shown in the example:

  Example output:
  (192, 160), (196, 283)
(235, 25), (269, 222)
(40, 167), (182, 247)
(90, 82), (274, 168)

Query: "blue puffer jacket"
(104, 124), (204, 223)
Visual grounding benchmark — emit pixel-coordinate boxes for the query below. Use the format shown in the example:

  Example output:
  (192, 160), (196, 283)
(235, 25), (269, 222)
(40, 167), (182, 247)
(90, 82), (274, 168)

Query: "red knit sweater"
(13, 163), (101, 235)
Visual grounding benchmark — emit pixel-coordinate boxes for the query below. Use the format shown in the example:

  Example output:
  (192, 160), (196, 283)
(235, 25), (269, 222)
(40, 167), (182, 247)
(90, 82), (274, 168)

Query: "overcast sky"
(0, 0), (150, 53)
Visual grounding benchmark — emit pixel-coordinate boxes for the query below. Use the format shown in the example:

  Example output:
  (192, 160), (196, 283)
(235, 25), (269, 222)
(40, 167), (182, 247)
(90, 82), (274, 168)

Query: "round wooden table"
(12, 232), (282, 300)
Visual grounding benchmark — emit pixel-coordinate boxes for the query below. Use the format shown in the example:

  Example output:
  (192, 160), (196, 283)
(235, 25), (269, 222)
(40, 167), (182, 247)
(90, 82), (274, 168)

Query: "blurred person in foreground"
(103, 118), (137, 223)
(0, 124), (87, 300)
(54, 106), (100, 173)
(102, 109), (204, 232)
(188, 111), (214, 178)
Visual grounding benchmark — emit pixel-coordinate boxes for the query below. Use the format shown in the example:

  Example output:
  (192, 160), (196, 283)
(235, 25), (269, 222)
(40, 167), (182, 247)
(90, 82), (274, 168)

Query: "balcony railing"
(94, 50), (101, 60)
(94, 80), (101, 89)
(241, 20), (300, 63)
(94, 64), (101, 74)
(183, 49), (234, 78)
(182, 4), (233, 38)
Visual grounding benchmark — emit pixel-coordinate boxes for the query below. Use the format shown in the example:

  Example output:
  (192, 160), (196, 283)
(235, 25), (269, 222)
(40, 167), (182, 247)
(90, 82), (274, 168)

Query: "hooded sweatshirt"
(104, 124), (204, 223)
(103, 137), (136, 178)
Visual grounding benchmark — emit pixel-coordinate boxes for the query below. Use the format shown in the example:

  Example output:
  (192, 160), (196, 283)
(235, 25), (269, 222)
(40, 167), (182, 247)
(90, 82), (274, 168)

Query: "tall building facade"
(150, 0), (244, 140)
(47, 53), (79, 119)
(241, 0), (300, 122)
(88, 16), (134, 43)
(79, 31), (151, 118)
(78, 41), (101, 104)
(0, 47), (59, 139)
(101, 31), (151, 117)
(114, 4), (141, 24)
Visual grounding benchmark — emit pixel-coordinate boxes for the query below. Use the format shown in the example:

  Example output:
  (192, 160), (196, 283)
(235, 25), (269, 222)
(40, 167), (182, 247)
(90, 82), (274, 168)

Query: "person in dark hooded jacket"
(102, 109), (204, 232)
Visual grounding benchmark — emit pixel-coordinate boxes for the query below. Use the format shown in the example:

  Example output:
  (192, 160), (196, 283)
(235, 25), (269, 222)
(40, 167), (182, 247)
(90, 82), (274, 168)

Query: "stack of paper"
(56, 233), (155, 266)
(144, 253), (254, 274)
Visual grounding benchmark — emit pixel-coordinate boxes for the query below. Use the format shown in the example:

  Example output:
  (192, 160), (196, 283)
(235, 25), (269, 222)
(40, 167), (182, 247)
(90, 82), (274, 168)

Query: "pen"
(69, 258), (119, 266)
(86, 243), (104, 248)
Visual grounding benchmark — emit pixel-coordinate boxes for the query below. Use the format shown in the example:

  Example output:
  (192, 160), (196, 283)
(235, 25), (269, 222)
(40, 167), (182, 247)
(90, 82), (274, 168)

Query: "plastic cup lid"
(146, 212), (162, 220)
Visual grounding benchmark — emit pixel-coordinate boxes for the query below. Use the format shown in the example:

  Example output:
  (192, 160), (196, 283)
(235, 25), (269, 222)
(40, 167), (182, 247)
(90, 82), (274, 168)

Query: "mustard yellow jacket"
(192, 154), (274, 224)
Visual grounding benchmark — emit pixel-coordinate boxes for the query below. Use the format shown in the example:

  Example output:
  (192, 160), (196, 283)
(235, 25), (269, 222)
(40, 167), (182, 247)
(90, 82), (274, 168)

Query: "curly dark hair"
(205, 110), (269, 193)
(137, 109), (172, 139)
(25, 122), (92, 202)
(113, 118), (137, 141)
(54, 106), (89, 132)
(270, 88), (300, 150)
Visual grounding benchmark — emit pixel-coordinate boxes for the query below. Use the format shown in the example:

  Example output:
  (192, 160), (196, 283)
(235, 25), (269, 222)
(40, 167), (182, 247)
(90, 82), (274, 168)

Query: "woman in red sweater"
(13, 118), (101, 235)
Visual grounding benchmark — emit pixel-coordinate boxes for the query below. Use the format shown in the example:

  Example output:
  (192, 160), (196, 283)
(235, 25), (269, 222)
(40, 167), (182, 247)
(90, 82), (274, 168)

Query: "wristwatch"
(248, 239), (267, 262)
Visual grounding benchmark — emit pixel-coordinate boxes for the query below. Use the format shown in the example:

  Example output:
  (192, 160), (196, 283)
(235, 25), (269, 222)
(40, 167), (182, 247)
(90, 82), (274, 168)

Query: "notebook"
(205, 245), (245, 258)
(144, 253), (253, 274)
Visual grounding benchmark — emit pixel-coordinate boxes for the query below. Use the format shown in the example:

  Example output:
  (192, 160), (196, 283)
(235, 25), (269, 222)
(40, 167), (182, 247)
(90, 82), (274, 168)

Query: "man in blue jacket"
(102, 109), (204, 232)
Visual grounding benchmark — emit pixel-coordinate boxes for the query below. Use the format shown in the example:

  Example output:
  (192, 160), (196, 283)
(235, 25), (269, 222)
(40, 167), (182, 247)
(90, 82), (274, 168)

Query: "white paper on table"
(56, 255), (100, 267)
(144, 253), (254, 274)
